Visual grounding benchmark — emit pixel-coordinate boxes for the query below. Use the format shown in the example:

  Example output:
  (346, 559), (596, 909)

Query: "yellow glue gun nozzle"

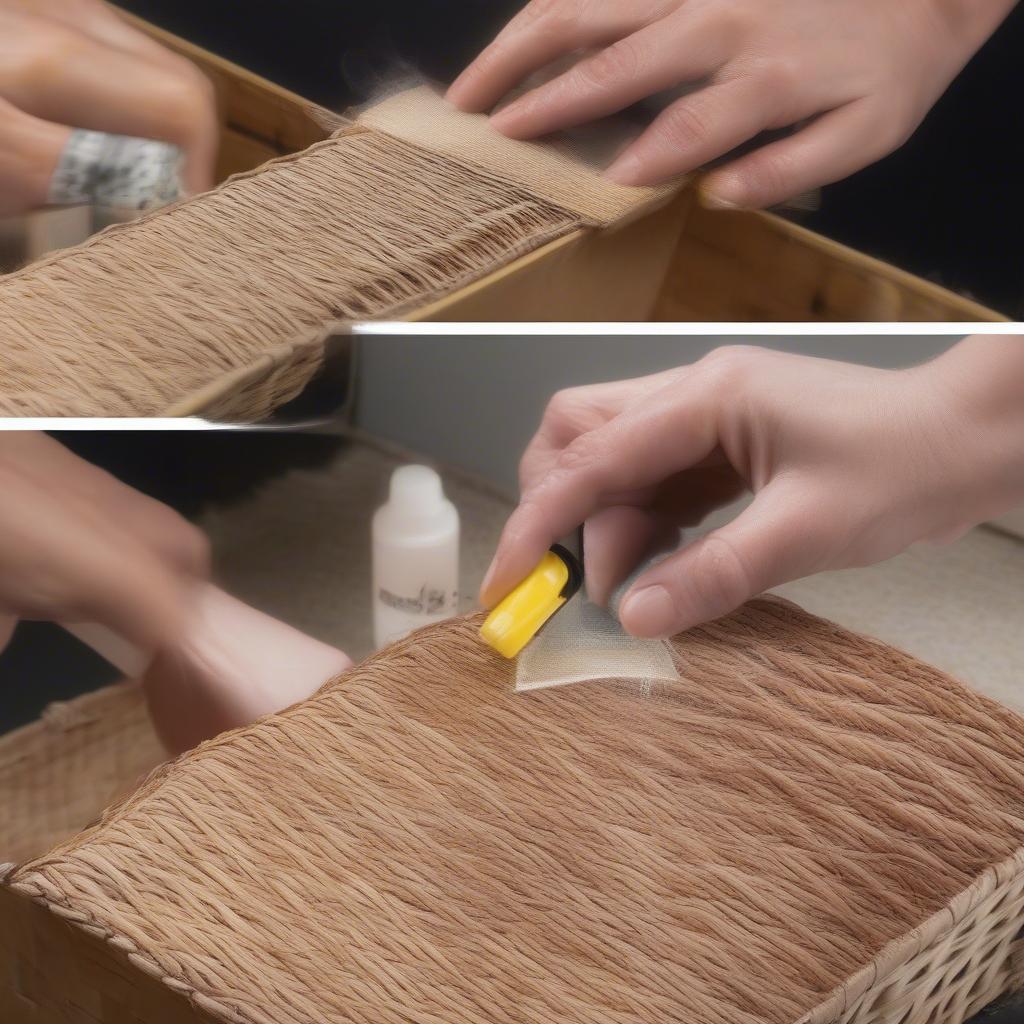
(480, 545), (583, 659)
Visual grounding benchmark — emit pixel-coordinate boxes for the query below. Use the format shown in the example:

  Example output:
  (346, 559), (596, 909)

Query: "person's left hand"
(0, 0), (218, 214)
(0, 432), (210, 657)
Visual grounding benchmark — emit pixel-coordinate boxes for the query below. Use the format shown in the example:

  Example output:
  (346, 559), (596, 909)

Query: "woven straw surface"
(5, 598), (1024, 1024)
(0, 125), (580, 419)
(0, 86), (687, 421)
(0, 682), (164, 866)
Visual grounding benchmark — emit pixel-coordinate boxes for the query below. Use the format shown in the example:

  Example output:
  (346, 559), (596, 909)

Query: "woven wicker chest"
(2, 599), (1023, 1024)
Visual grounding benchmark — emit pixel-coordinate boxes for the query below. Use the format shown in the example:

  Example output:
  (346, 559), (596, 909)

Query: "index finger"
(447, 0), (655, 113)
(519, 369), (692, 493)
(481, 378), (721, 606)
(519, 383), (621, 493)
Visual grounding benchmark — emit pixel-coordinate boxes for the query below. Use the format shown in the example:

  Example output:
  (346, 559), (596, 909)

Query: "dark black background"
(111, 0), (1024, 318)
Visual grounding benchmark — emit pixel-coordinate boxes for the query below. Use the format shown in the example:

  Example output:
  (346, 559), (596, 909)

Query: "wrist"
(0, 104), (68, 214)
(921, 336), (1024, 522)
(931, 0), (1019, 53)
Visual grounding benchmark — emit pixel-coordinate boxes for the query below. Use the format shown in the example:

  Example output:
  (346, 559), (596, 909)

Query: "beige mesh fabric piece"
(516, 546), (683, 692)
(516, 592), (681, 691)
(360, 85), (681, 227)
(0, 88), (681, 420)
(6, 598), (1024, 1024)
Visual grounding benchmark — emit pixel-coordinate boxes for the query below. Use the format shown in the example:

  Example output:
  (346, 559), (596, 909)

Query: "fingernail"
(699, 189), (739, 210)
(619, 585), (677, 638)
(489, 102), (523, 133)
(605, 153), (642, 186)
(479, 560), (498, 606)
(445, 74), (468, 103)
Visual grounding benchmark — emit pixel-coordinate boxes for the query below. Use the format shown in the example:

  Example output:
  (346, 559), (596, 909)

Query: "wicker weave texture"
(0, 682), (164, 867)
(5, 598), (1024, 1024)
(0, 124), (579, 420)
(0, 85), (1001, 420)
(817, 852), (1024, 1024)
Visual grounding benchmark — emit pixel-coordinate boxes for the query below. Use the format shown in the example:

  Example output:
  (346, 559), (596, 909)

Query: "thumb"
(617, 484), (832, 638)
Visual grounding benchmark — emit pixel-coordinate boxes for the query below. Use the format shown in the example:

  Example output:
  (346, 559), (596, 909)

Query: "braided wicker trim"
(5, 846), (1023, 1024)
(805, 847), (1024, 1023)
(4, 867), (241, 1020)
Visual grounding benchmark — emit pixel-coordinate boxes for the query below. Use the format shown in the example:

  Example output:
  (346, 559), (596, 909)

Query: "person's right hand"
(0, 0), (218, 215)
(0, 433), (209, 656)
(449, 0), (1017, 208)
(481, 339), (1024, 639)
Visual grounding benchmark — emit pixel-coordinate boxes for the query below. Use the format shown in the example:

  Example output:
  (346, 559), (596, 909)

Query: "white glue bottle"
(372, 465), (459, 650)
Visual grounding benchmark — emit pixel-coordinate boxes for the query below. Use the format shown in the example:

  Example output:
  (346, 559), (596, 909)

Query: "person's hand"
(481, 339), (1024, 638)
(0, 0), (217, 215)
(0, 433), (209, 655)
(448, 0), (1016, 207)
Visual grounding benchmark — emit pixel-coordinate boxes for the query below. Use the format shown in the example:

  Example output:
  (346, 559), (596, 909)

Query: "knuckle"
(13, 22), (78, 83)
(554, 437), (600, 478)
(152, 68), (217, 136)
(658, 100), (713, 151)
(748, 55), (802, 97)
(183, 63), (217, 109)
(709, 6), (749, 44)
(149, 507), (210, 575)
(577, 39), (641, 90)
(545, 387), (581, 422)
(691, 534), (754, 617)
(531, 0), (580, 36)
(697, 344), (760, 391)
